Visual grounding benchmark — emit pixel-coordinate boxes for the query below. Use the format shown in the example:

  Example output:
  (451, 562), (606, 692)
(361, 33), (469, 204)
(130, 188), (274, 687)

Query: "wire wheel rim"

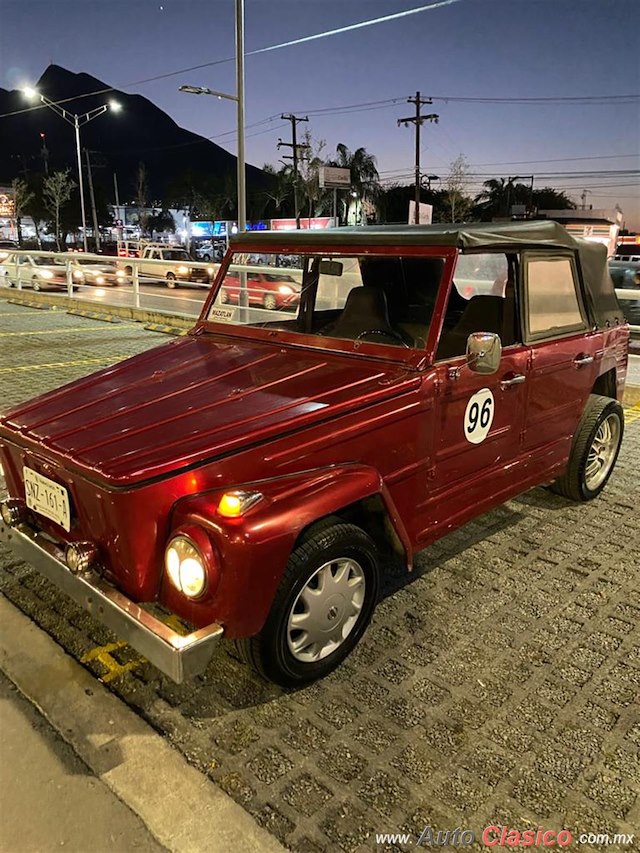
(585, 413), (620, 491)
(287, 558), (366, 663)
(263, 293), (277, 310)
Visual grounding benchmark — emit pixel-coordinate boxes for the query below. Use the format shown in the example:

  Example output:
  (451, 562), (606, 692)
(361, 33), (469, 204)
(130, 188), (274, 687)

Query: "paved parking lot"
(0, 301), (638, 852)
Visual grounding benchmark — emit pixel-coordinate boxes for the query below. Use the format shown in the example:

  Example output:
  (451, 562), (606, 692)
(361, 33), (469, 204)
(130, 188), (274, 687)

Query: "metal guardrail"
(1, 249), (639, 332)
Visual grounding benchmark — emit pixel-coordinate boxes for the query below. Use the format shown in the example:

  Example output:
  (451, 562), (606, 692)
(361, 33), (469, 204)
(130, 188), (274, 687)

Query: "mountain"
(0, 64), (269, 214)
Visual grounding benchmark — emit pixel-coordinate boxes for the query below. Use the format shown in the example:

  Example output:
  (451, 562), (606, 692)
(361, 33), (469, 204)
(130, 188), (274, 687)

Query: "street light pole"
(179, 0), (246, 233)
(23, 88), (120, 252)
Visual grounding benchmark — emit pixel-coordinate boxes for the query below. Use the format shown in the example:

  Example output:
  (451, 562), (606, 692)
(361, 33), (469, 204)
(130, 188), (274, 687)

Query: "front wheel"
(263, 292), (277, 311)
(32, 277), (41, 292)
(550, 394), (624, 501)
(166, 273), (177, 289)
(235, 523), (380, 686)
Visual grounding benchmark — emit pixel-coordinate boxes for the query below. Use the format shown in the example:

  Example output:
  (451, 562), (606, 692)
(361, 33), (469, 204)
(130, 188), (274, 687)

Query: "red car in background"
(219, 270), (301, 310)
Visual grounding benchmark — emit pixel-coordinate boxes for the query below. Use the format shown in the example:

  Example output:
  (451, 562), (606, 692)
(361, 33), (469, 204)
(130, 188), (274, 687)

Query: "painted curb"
(0, 596), (286, 853)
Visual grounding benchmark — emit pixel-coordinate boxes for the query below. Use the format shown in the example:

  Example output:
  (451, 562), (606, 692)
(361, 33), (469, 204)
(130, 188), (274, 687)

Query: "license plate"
(23, 466), (71, 532)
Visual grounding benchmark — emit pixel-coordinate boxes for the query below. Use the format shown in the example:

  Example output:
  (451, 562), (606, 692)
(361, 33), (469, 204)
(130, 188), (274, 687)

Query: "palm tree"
(329, 143), (380, 224)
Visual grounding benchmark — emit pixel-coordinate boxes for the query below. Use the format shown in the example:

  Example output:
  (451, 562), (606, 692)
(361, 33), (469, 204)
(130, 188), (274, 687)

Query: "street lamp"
(24, 88), (121, 252)
(178, 0), (245, 233)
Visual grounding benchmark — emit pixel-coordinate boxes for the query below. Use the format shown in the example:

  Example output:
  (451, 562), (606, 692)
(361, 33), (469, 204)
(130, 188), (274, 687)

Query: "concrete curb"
(0, 596), (285, 853)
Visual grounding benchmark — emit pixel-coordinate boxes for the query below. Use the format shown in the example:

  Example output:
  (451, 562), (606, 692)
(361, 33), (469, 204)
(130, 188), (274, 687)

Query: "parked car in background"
(219, 270), (301, 310)
(609, 258), (640, 325)
(0, 254), (82, 290)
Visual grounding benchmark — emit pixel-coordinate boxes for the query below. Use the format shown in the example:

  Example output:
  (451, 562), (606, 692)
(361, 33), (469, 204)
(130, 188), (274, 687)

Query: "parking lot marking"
(0, 357), (130, 374)
(0, 324), (138, 337)
(81, 641), (146, 683)
(0, 310), (56, 317)
(624, 402), (640, 425)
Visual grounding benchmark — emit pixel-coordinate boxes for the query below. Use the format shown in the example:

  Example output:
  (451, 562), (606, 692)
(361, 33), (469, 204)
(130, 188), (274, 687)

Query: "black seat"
(330, 287), (399, 342)
(437, 295), (504, 360)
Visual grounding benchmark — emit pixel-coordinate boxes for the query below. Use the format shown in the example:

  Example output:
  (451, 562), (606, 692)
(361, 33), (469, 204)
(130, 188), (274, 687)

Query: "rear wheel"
(32, 277), (41, 292)
(263, 292), (277, 311)
(550, 394), (624, 501)
(235, 523), (380, 686)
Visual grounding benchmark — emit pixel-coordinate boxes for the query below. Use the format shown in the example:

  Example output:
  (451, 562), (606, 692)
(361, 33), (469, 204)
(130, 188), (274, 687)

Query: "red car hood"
(0, 334), (418, 487)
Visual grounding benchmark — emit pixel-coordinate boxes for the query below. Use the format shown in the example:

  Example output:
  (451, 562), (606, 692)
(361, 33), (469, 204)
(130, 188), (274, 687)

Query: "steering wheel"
(355, 328), (411, 348)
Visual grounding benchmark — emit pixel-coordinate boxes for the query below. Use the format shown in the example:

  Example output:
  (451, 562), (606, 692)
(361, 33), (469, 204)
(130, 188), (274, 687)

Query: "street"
(0, 300), (638, 852)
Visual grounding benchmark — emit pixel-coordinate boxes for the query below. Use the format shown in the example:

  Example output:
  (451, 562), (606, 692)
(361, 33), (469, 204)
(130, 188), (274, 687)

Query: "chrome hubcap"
(585, 414), (620, 491)
(287, 558), (366, 662)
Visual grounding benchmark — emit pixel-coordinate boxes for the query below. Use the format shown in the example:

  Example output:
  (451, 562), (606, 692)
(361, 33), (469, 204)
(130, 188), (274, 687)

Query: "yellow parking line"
(0, 324), (138, 337)
(0, 357), (130, 374)
(0, 310), (58, 317)
(81, 641), (146, 683)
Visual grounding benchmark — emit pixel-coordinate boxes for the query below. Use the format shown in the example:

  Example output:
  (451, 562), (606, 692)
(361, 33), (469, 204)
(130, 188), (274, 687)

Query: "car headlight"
(278, 285), (294, 295)
(116, 270), (125, 278)
(177, 265), (189, 274)
(207, 266), (214, 275)
(73, 270), (84, 280)
(95, 276), (105, 284)
(40, 270), (54, 279)
(165, 535), (207, 598)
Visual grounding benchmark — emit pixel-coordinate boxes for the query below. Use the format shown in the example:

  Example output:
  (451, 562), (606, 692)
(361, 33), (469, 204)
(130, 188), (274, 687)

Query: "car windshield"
(207, 251), (446, 350)
(32, 256), (66, 266)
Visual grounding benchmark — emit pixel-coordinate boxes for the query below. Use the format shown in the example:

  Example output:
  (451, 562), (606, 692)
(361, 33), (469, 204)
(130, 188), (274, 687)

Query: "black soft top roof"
(231, 220), (580, 250)
(231, 220), (624, 329)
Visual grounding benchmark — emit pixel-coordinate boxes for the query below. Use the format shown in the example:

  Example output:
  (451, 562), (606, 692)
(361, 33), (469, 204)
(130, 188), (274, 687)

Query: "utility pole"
(39, 133), (49, 174)
(85, 149), (100, 252)
(278, 114), (309, 229)
(398, 92), (438, 224)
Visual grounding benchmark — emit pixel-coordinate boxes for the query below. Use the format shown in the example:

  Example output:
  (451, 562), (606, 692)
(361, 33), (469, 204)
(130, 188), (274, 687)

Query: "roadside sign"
(408, 201), (433, 225)
(319, 167), (351, 189)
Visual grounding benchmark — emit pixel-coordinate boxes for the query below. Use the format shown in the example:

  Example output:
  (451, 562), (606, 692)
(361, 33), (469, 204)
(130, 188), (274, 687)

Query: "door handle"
(573, 354), (594, 366)
(500, 373), (526, 389)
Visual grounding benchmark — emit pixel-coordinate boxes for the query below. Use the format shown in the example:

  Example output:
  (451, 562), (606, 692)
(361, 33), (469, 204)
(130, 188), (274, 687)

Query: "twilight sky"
(2, 0), (639, 227)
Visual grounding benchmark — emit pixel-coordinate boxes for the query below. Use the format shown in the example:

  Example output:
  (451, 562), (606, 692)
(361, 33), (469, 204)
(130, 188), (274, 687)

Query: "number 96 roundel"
(464, 388), (495, 444)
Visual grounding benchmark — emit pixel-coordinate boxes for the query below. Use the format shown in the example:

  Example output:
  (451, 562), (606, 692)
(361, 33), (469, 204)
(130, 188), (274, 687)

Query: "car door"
(416, 252), (528, 541)
(520, 251), (597, 458)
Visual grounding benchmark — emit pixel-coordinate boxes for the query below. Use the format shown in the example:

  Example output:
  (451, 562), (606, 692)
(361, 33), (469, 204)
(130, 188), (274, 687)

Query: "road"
(0, 300), (638, 852)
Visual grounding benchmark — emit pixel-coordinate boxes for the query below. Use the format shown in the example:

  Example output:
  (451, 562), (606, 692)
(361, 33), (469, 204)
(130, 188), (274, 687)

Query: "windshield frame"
(196, 242), (457, 367)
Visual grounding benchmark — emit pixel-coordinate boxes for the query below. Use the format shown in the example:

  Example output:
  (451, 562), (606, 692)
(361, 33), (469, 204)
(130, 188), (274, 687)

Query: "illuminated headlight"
(177, 265), (189, 274)
(73, 270), (84, 280)
(95, 275), (105, 284)
(207, 266), (214, 275)
(165, 535), (207, 598)
(217, 490), (263, 518)
(116, 270), (125, 278)
(65, 542), (98, 574)
(278, 285), (294, 295)
(40, 270), (54, 279)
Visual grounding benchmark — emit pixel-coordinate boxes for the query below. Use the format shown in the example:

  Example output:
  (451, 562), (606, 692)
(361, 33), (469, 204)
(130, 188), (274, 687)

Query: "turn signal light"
(217, 490), (262, 518)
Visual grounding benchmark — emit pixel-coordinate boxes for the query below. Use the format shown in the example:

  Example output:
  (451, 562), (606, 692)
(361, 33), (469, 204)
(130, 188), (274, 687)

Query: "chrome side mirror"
(466, 332), (502, 374)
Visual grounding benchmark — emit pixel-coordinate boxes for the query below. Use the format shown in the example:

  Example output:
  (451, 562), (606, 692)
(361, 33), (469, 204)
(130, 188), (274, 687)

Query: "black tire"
(235, 523), (380, 686)
(124, 265), (133, 277)
(550, 394), (624, 501)
(166, 273), (177, 289)
(32, 278), (41, 292)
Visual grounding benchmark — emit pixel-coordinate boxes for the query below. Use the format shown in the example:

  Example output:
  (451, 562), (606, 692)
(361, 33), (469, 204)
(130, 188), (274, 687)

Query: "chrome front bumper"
(0, 520), (223, 683)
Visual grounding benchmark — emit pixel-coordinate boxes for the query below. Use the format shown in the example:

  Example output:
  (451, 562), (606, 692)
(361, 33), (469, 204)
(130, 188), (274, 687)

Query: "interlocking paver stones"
(1, 301), (639, 850)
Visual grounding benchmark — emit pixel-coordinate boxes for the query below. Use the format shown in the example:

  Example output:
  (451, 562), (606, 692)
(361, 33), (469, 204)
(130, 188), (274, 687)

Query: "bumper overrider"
(0, 510), (223, 683)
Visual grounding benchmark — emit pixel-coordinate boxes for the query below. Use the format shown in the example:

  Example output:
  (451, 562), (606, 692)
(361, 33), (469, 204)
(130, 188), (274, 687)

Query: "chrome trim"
(0, 520), (223, 683)
(500, 373), (526, 389)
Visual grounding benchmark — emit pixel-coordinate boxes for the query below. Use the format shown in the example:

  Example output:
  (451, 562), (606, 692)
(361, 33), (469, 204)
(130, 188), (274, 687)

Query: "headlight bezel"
(164, 526), (219, 600)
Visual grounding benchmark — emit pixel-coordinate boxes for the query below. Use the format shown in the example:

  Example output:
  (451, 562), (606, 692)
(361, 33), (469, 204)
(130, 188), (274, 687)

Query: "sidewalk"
(0, 672), (164, 853)
(0, 598), (285, 853)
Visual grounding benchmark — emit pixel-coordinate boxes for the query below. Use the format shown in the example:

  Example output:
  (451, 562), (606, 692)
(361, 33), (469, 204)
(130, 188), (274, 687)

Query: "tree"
(42, 169), (76, 250)
(329, 144), (380, 224)
(260, 163), (293, 219)
(444, 155), (473, 222)
(298, 132), (331, 220)
(531, 187), (576, 211)
(146, 209), (176, 238)
(11, 178), (34, 245)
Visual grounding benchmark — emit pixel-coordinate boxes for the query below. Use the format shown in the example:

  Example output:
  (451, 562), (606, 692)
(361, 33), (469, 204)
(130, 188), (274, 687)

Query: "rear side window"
(524, 256), (586, 339)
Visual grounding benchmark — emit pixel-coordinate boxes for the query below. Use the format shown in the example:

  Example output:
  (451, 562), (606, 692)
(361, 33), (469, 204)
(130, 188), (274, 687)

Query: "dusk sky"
(2, 0), (639, 227)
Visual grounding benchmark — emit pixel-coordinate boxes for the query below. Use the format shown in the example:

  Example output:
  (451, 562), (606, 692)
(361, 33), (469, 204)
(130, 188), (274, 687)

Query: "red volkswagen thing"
(0, 223), (629, 685)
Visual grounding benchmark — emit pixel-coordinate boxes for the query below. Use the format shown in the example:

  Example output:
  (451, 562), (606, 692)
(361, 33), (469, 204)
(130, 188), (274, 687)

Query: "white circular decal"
(464, 388), (495, 444)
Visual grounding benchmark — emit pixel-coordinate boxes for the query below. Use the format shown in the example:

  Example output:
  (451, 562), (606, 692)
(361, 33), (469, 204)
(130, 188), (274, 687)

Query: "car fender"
(163, 464), (411, 637)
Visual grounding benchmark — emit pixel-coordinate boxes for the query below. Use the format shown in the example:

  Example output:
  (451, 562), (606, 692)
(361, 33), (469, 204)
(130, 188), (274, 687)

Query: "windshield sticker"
(464, 388), (495, 444)
(210, 307), (237, 323)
